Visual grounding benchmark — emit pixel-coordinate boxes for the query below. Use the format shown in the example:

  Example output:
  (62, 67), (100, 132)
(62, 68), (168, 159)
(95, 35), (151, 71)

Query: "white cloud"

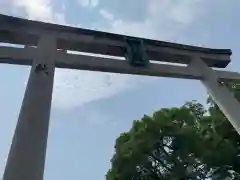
(11, 0), (66, 24)
(83, 109), (117, 126)
(12, 0), (52, 21)
(169, 0), (201, 24)
(105, 0), (204, 40)
(78, 0), (99, 8)
(52, 69), (145, 109)
(148, 0), (201, 24)
(61, 3), (66, 11)
(99, 9), (114, 21)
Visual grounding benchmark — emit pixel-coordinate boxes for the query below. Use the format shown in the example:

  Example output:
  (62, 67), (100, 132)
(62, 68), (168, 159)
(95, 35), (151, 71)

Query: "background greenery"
(106, 83), (240, 180)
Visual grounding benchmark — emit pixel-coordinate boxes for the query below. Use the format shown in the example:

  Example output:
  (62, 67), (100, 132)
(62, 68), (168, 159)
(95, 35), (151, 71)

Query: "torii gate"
(1, 14), (240, 180)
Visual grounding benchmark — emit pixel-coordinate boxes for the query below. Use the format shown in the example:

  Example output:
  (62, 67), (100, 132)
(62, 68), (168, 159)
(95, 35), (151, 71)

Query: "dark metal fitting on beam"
(125, 37), (149, 67)
(34, 63), (49, 74)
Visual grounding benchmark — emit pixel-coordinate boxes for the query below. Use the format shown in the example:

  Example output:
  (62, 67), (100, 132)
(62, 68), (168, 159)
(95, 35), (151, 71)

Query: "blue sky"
(0, 0), (240, 180)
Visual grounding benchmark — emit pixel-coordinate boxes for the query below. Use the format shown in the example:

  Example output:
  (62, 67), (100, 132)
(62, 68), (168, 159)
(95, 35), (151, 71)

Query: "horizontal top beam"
(0, 14), (232, 68)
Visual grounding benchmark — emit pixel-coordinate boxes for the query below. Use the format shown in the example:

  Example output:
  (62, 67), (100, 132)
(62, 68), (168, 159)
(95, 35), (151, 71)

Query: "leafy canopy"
(106, 84), (240, 180)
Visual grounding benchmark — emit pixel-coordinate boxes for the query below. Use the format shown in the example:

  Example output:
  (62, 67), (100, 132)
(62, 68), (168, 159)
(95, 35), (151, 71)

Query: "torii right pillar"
(190, 57), (240, 134)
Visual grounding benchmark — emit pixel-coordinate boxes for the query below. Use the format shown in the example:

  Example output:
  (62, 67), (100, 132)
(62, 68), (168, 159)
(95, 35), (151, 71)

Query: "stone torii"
(0, 14), (240, 180)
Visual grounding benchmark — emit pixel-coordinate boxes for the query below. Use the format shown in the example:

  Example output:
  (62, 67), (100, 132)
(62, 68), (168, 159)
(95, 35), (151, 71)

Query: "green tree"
(106, 97), (240, 180)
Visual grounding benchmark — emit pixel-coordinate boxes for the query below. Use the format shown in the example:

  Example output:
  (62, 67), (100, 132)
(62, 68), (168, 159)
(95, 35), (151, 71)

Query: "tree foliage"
(106, 84), (240, 180)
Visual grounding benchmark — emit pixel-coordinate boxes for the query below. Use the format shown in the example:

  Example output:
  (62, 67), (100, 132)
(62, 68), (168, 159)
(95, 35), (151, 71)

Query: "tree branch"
(151, 154), (173, 172)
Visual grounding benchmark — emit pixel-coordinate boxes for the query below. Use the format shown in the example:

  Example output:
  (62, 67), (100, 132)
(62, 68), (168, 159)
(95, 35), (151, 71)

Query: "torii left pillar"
(3, 35), (56, 180)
